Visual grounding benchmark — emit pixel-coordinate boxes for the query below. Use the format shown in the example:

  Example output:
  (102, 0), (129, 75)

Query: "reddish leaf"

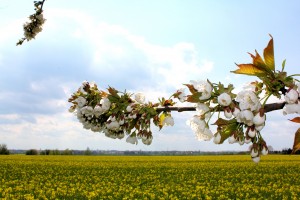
(249, 51), (267, 70)
(289, 117), (300, 123)
(186, 93), (201, 103)
(263, 35), (275, 71)
(292, 128), (300, 154)
(231, 64), (265, 76)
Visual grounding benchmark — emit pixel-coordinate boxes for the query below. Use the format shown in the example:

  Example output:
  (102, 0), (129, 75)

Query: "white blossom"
(196, 103), (211, 120)
(126, 135), (138, 145)
(233, 107), (240, 117)
(213, 132), (221, 144)
(76, 96), (87, 108)
(228, 135), (237, 144)
(81, 106), (94, 117)
(251, 148), (259, 157)
(248, 128), (256, 138)
(195, 128), (213, 141)
(135, 93), (145, 104)
(93, 105), (104, 117)
(218, 93), (232, 106)
(261, 146), (268, 155)
(284, 89), (299, 104)
(236, 110), (254, 126)
(224, 109), (232, 119)
(178, 88), (187, 102)
(253, 113), (266, 126)
(100, 97), (111, 112)
(244, 137), (252, 144)
(163, 116), (174, 126)
(126, 104), (134, 112)
(186, 116), (212, 141)
(255, 124), (264, 131)
(283, 103), (300, 115)
(236, 90), (261, 111)
(142, 136), (153, 145)
(297, 82), (300, 95)
(190, 80), (213, 100)
(106, 121), (120, 131)
(252, 156), (260, 163)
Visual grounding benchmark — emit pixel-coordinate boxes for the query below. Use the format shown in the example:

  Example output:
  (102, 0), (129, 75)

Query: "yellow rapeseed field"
(0, 155), (299, 199)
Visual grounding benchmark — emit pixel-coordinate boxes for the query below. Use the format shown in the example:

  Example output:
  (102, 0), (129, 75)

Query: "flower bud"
(213, 132), (221, 144)
(218, 93), (232, 106)
(247, 127), (256, 138)
(261, 146), (268, 155)
(228, 135), (237, 144)
(224, 109), (232, 119)
(251, 148), (259, 157)
(252, 156), (260, 163)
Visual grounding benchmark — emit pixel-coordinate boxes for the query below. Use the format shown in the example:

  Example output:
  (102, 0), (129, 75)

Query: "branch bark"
(156, 102), (286, 113)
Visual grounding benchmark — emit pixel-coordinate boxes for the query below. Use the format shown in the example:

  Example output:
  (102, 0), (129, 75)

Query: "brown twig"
(156, 102), (286, 113)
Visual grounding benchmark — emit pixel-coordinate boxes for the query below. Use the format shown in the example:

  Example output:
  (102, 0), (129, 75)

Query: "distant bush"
(25, 149), (39, 155)
(0, 144), (10, 155)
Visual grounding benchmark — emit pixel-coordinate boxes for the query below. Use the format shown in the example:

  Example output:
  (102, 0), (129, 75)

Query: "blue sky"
(0, 0), (300, 151)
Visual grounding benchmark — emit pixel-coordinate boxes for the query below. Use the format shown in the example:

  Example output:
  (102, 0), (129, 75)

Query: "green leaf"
(263, 35), (275, 71)
(281, 59), (286, 71)
(292, 128), (300, 154)
(212, 118), (237, 126)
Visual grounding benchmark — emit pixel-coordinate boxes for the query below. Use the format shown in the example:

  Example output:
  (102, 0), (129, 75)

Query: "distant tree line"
(1, 143), (300, 155)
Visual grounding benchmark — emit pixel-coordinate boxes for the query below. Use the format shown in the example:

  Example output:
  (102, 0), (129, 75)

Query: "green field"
(0, 155), (299, 199)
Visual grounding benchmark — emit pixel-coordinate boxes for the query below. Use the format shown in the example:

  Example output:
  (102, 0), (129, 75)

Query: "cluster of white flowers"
(69, 82), (155, 145)
(283, 86), (300, 115)
(23, 13), (45, 41)
(182, 81), (269, 162)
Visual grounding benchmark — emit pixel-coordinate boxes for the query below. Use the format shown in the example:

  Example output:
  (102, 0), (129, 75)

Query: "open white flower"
(76, 96), (87, 108)
(94, 105), (104, 117)
(236, 90), (261, 111)
(177, 88), (187, 103)
(135, 93), (145, 104)
(126, 135), (138, 145)
(285, 89), (299, 104)
(106, 121), (120, 131)
(196, 103), (211, 120)
(81, 106), (94, 117)
(283, 103), (300, 115)
(187, 116), (212, 141)
(232, 107), (241, 117)
(163, 116), (174, 126)
(100, 97), (111, 112)
(190, 80), (213, 100)
(195, 128), (213, 141)
(186, 116), (206, 133)
(218, 93), (232, 106)
(236, 110), (254, 126)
